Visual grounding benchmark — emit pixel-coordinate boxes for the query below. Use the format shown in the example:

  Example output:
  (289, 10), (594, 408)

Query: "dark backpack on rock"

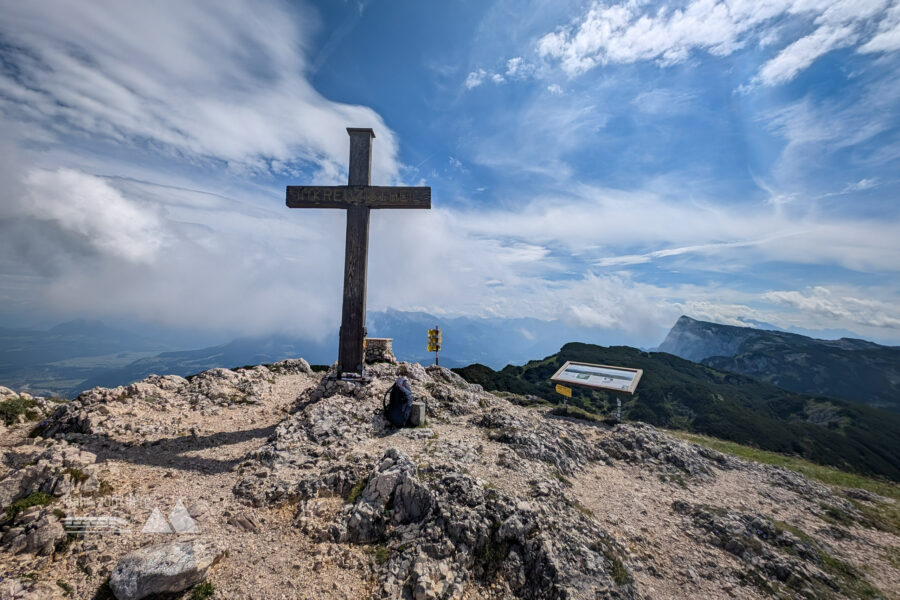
(383, 377), (413, 427)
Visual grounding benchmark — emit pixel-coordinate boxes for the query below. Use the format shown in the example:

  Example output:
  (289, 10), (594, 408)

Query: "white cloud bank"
(4, 159), (900, 344)
(537, 0), (899, 86)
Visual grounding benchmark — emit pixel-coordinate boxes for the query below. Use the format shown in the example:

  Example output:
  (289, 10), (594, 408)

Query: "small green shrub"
(551, 470), (571, 486)
(819, 503), (856, 527)
(5, 491), (54, 520)
(366, 544), (391, 565)
(189, 582), (215, 600)
(592, 542), (632, 586)
(567, 498), (594, 519)
(91, 579), (115, 600)
(659, 473), (688, 489)
(0, 396), (39, 425)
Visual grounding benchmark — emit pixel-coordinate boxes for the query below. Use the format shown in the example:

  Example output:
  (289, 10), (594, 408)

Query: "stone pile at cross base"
(0, 358), (897, 599)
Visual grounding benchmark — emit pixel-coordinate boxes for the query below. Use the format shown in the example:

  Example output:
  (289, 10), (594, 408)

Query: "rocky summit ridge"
(0, 359), (897, 599)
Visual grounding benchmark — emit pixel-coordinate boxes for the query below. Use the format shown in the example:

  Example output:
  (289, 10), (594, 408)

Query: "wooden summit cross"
(286, 128), (431, 377)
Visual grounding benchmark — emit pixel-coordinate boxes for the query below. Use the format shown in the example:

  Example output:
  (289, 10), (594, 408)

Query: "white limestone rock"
(109, 539), (225, 600)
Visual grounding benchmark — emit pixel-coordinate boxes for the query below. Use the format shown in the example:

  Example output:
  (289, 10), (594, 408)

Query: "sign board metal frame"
(550, 361), (643, 395)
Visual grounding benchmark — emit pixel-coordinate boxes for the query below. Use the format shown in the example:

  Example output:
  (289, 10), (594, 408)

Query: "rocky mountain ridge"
(1, 359), (897, 599)
(453, 343), (900, 481)
(658, 316), (900, 411)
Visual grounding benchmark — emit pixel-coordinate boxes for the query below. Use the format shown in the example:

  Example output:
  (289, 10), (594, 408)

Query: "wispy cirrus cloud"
(761, 69), (900, 197)
(0, 0), (401, 184)
(536, 0), (898, 86)
(446, 187), (900, 273)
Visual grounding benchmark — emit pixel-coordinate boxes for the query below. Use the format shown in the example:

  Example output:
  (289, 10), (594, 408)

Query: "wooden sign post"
(286, 128), (431, 377)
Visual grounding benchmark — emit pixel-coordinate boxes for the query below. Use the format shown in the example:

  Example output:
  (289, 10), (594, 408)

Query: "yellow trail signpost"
(427, 326), (442, 366)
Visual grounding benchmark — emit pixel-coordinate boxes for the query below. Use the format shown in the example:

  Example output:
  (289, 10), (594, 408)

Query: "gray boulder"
(346, 448), (432, 542)
(1, 510), (67, 556)
(109, 540), (225, 600)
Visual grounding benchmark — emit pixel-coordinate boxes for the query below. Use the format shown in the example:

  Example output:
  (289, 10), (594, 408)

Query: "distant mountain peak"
(657, 316), (755, 362)
(658, 316), (900, 411)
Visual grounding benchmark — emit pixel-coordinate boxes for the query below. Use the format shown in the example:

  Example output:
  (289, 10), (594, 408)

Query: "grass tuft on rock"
(56, 580), (73, 596)
(593, 542), (632, 586)
(549, 405), (604, 422)
(346, 478), (367, 504)
(62, 467), (90, 484)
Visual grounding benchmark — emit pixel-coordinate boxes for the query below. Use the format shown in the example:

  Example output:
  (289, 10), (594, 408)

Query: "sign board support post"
(616, 396), (622, 422)
(554, 383), (572, 414)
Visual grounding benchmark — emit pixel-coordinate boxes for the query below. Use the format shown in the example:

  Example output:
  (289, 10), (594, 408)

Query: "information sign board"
(550, 361), (643, 394)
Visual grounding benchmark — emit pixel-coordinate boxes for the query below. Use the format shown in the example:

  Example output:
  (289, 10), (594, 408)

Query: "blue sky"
(0, 0), (898, 347)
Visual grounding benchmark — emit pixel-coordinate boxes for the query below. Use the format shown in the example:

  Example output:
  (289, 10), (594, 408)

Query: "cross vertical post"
(285, 128), (431, 380)
(340, 129), (373, 374)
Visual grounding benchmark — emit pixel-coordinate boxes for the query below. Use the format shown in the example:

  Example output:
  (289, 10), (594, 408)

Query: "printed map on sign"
(550, 361), (643, 394)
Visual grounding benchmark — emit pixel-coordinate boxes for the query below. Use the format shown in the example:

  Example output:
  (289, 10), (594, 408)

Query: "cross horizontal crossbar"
(286, 186), (430, 209)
